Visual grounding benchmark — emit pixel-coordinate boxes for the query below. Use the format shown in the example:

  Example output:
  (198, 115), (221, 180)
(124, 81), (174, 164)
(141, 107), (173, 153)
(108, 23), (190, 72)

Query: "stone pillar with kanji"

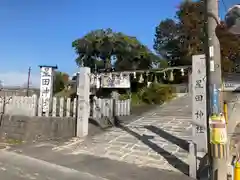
(76, 67), (90, 137)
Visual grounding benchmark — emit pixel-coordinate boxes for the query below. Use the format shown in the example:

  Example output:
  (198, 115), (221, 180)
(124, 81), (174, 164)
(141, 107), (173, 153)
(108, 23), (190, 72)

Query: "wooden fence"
(0, 95), (38, 116)
(91, 98), (130, 120)
(0, 95), (131, 118)
(37, 97), (77, 117)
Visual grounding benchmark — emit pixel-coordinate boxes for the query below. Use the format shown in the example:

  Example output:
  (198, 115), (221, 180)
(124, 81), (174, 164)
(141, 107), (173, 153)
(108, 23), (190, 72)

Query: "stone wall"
(0, 115), (75, 142)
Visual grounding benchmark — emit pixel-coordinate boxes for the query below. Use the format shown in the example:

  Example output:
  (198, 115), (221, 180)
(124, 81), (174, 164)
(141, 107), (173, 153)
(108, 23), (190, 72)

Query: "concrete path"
(54, 95), (192, 174)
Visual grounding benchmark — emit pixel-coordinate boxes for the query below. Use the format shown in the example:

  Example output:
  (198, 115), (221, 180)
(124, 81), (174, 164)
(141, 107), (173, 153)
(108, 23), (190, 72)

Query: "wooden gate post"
(76, 67), (90, 137)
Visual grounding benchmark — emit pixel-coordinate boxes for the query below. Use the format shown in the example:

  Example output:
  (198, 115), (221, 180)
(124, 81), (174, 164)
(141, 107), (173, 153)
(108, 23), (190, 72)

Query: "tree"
(158, 59), (169, 68)
(72, 28), (160, 71)
(154, 1), (205, 66)
(225, 4), (240, 34)
(153, 19), (185, 66)
(216, 23), (240, 71)
(153, 0), (240, 71)
(53, 71), (69, 94)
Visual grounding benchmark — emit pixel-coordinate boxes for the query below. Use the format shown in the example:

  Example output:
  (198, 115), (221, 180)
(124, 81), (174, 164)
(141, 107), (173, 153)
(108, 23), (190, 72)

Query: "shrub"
(140, 83), (176, 104)
(118, 83), (176, 106)
(119, 93), (130, 100)
(130, 93), (142, 106)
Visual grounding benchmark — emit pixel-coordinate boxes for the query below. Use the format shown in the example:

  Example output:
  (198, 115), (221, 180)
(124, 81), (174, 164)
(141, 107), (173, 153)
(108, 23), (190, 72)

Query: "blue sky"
(0, 0), (238, 87)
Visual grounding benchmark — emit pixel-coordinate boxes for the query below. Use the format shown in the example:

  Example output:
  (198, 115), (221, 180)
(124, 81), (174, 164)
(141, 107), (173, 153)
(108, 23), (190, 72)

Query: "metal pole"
(204, 0), (227, 179)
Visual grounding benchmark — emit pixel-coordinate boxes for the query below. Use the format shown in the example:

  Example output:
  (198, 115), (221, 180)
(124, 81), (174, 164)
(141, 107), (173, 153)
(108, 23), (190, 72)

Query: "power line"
(221, 0), (228, 12)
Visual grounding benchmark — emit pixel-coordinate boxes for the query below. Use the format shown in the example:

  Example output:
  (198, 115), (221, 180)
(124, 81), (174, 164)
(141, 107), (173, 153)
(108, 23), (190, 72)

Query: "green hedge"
(116, 83), (176, 105)
(138, 83), (176, 104)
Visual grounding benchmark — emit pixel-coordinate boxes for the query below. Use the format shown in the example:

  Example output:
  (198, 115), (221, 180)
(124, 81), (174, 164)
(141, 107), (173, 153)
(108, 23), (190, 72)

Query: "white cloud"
(0, 71), (40, 88)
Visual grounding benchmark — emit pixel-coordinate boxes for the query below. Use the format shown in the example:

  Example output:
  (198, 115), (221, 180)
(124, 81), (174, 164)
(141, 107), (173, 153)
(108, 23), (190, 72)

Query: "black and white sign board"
(192, 54), (208, 152)
(40, 67), (54, 113)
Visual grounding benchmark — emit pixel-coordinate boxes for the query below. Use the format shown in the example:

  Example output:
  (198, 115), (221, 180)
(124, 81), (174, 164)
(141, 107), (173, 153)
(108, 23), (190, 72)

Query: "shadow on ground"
(145, 125), (189, 151)
(88, 104), (159, 135)
(115, 119), (189, 175)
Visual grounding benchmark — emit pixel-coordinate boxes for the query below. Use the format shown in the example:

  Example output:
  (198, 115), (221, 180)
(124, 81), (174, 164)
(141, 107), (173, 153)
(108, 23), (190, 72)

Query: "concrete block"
(0, 115), (75, 142)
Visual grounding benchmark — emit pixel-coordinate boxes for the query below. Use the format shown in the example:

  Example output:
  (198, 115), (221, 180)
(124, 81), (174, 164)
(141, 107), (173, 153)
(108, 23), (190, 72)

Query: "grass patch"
(5, 138), (23, 145)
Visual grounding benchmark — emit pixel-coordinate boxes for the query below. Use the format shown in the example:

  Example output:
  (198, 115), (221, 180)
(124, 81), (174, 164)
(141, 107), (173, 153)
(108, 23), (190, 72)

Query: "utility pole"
(26, 67), (31, 96)
(204, 0), (227, 179)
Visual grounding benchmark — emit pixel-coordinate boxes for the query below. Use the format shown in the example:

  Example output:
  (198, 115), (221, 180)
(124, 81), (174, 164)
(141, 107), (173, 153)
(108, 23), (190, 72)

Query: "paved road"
(0, 150), (107, 180)
(0, 149), (193, 180)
